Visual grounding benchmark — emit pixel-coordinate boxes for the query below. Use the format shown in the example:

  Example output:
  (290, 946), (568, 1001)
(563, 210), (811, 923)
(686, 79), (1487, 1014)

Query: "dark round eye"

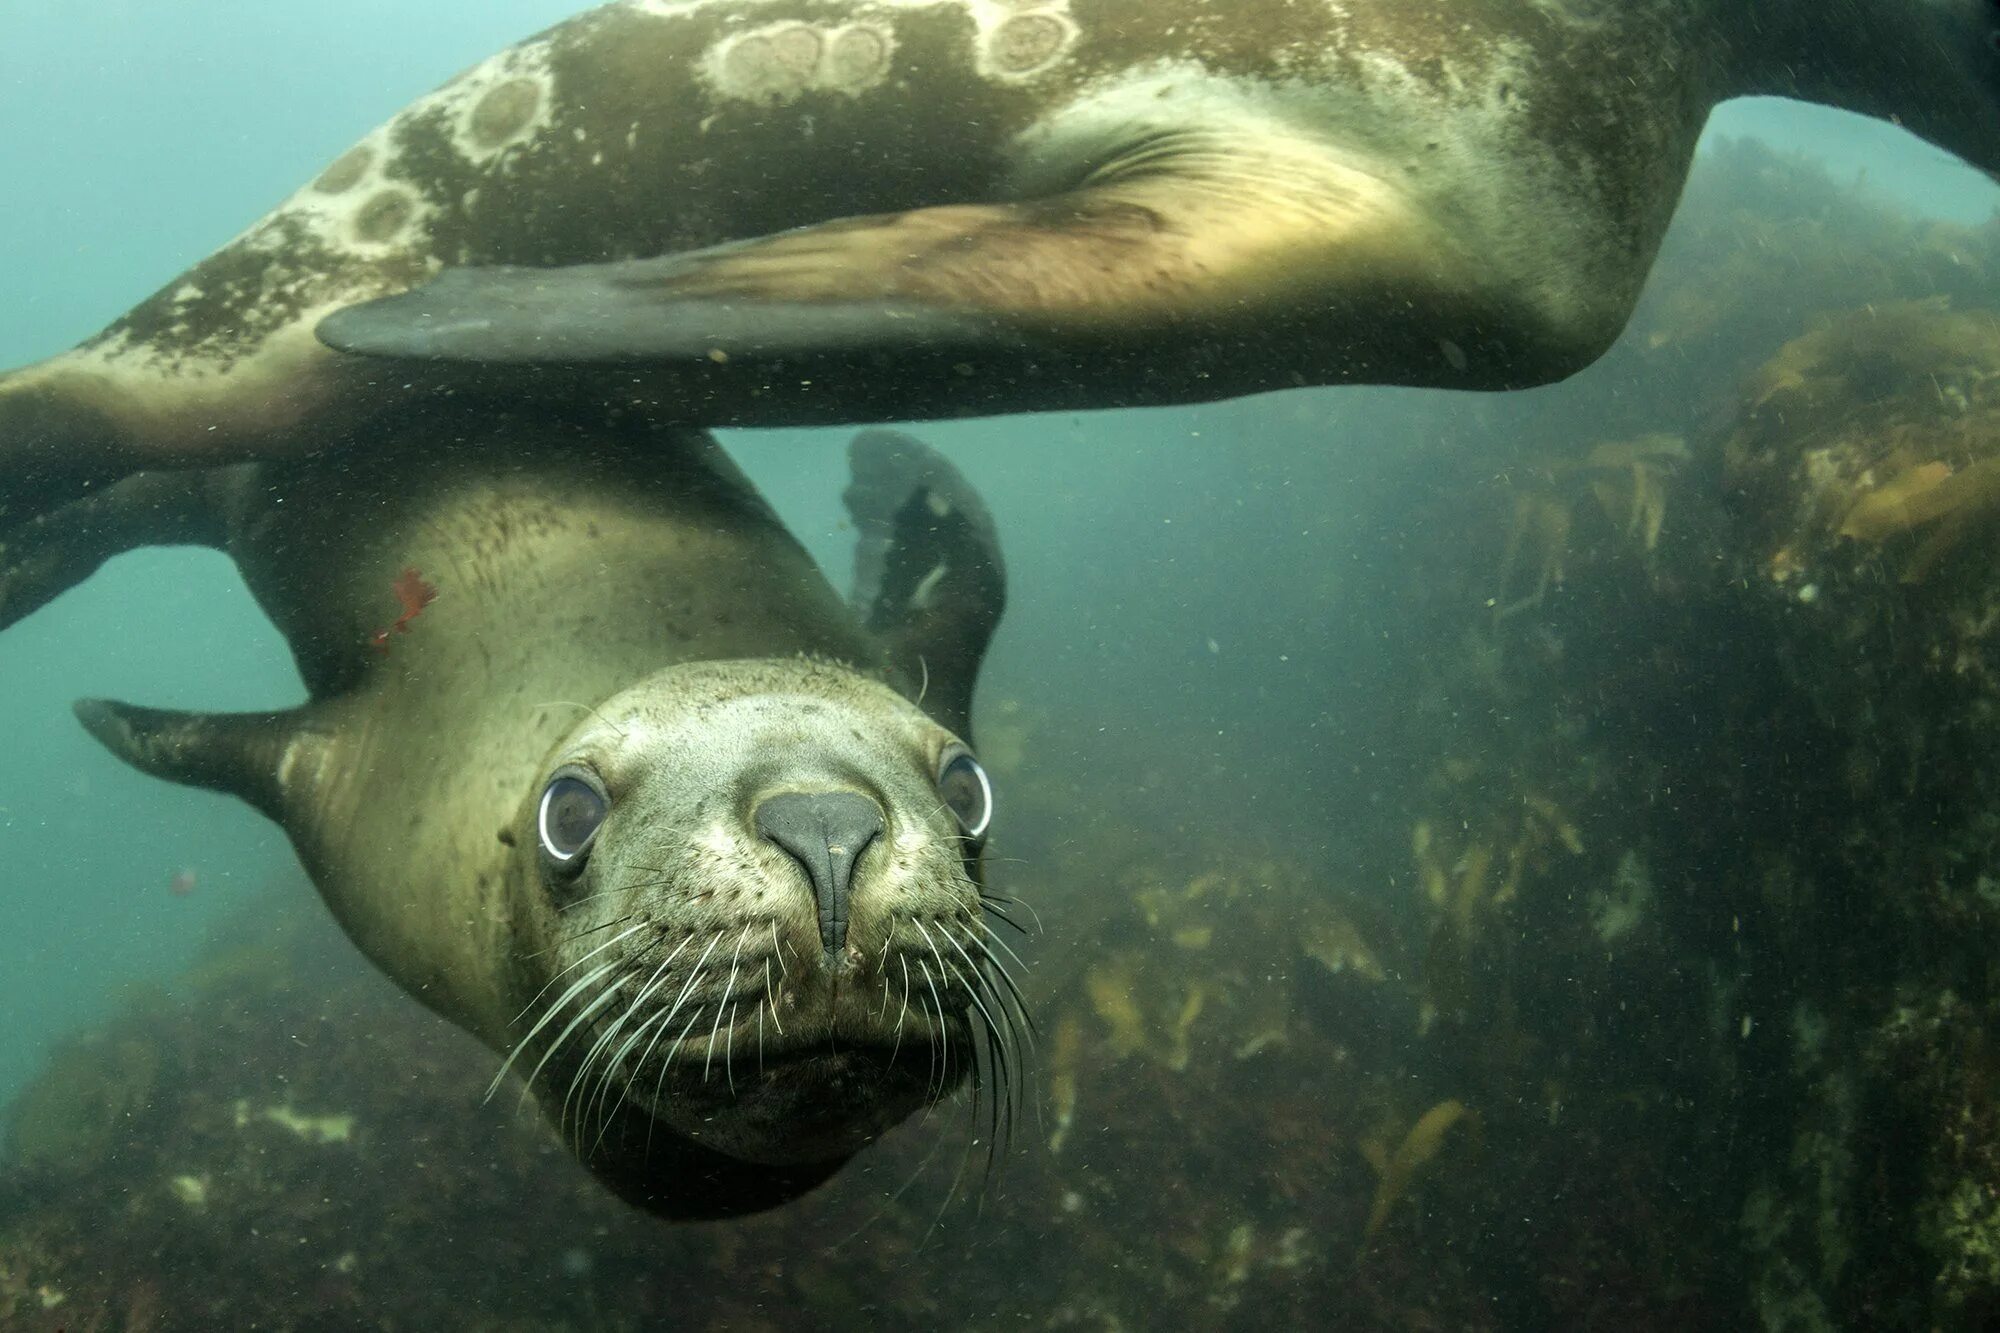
(936, 747), (992, 842)
(538, 768), (608, 869)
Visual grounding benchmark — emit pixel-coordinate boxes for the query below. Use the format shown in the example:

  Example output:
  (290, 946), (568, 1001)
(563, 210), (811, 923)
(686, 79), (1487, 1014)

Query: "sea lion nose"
(753, 791), (884, 963)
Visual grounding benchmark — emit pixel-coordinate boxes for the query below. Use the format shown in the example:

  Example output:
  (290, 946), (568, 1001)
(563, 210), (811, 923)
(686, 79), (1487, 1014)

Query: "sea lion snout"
(751, 789), (884, 963)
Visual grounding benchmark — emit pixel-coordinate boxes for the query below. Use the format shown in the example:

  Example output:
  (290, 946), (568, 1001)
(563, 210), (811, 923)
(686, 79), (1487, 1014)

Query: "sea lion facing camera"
(5, 416), (1013, 1219)
(4, 0), (1999, 531)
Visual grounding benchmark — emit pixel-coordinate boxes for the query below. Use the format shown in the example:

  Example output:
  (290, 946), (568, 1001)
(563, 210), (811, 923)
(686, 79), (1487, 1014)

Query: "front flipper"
(316, 138), (1496, 402)
(316, 249), (1021, 365)
(842, 428), (1004, 737)
(73, 699), (330, 825)
(0, 469), (235, 633)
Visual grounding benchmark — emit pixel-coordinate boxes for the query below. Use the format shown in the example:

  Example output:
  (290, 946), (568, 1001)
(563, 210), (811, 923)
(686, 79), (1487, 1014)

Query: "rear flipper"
(842, 429), (1005, 738)
(0, 468), (235, 633)
(1, 329), (351, 537)
(0, 367), (150, 542)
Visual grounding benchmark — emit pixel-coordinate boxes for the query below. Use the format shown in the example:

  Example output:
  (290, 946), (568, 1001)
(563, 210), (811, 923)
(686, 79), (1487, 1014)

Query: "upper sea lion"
(2, 0), (1997, 528)
(1, 414), (1015, 1219)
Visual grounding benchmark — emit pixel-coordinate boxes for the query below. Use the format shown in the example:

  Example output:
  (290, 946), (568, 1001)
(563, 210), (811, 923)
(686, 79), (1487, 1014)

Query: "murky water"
(3, 3), (1999, 1328)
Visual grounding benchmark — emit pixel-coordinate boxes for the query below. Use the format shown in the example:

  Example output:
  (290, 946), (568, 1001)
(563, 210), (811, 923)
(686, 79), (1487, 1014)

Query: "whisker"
(828, 1088), (956, 1257)
(488, 957), (623, 1102)
(965, 923), (1030, 1000)
(891, 954), (913, 1066)
(979, 904), (1030, 937)
(644, 988), (710, 1158)
(589, 935), (696, 1147)
(981, 893), (1044, 934)
(974, 945), (1039, 1053)
(765, 957), (786, 1037)
(568, 973), (643, 1152)
(629, 930), (721, 1132)
(924, 922), (1011, 1172)
(705, 930), (747, 1083)
(918, 957), (949, 1103)
(875, 954), (896, 1022)
(939, 921), (1024, 1143)
(919, 1087), (978, 1254)
(516, 967), (627, 1117)
(508, 920), (644, 1019)
(637, 932), (720, 1076)
(530, 699), (629, 739)
(725, 1001), (740, 1096)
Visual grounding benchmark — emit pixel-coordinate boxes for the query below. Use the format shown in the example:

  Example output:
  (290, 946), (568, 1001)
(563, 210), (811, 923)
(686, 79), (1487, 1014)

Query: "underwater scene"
(5, 1), (2000, 1329)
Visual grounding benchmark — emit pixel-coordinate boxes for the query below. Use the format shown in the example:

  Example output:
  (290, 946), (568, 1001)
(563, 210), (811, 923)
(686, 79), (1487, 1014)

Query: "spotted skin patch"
(353, 189), (418, 246)
(469, 78), (545, 150)
(313, 146), (374, 195)
(986, 12), (1074, 76)
(706, 21), (896, 101)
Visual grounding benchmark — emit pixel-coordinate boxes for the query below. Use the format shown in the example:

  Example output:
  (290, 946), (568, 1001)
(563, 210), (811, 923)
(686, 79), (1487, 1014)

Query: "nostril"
(751, 791), (884, 960)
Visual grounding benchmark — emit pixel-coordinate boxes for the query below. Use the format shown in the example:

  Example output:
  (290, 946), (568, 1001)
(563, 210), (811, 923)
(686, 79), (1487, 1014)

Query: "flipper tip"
(71, 697), (127, 747)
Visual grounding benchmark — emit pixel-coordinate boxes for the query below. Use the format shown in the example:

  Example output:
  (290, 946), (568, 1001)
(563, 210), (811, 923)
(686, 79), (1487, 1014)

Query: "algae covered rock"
(6, 1032), (162, 1176)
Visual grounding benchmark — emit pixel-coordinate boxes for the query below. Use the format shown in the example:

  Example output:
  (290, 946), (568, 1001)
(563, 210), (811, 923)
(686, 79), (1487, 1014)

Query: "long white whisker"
(514, 968), (627, 1115)
(971, 916), (1032, 975)
(488, 958), (624, 1102)
(705, 931), (747, 1083)
(725, 1002), (740, 1096)
(926, 926), (1010, 1165)
(589, 935), (697, 1146)
(568, 977), (646, 1151)
(891, 954), (913, 1066)
(507, 921), (645, 1023)
(919, 957), (949, 1102)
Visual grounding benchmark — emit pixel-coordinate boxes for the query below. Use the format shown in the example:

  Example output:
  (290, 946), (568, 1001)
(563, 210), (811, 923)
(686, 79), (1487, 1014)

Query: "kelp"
(1726, 301), (2000, 584)
(1360, 1099), (1478, 1247)
(1410, 787), (1584, 1033)
(1491, 435), (1688, 624)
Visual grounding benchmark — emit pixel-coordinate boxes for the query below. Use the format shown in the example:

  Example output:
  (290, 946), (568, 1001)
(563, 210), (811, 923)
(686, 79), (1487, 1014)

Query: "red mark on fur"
(369, 567), (439, 654)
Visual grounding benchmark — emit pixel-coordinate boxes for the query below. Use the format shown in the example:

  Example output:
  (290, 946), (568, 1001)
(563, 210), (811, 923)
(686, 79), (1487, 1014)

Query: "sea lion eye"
(936, 746), (992, 842)
(538, 768), (609, 869)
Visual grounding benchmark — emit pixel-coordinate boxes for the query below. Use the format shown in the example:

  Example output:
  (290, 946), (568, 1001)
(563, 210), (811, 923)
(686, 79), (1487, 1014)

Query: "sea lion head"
(499, 656), (1010, 1178)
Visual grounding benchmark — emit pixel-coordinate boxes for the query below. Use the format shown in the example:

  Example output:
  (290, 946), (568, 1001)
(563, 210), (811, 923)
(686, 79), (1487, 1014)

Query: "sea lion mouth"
(502, 912), (1033, 1163)
(617, 961), (981, 1093)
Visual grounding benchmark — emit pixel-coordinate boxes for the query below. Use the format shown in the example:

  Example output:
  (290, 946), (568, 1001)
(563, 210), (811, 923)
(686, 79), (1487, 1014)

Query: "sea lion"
(3, 413), (1014, 1220)
(2, 0), (1996, 527)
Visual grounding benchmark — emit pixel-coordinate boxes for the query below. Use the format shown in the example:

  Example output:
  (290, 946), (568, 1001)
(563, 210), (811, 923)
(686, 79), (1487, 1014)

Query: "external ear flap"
(72, 699), (328, 824)
(843, 429), (1005, 736)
